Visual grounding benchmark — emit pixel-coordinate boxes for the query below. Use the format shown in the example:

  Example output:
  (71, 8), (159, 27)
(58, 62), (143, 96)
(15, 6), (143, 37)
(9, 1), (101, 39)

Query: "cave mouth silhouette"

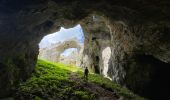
(38, 24), (84, 64)
(126, 54), (170, 100)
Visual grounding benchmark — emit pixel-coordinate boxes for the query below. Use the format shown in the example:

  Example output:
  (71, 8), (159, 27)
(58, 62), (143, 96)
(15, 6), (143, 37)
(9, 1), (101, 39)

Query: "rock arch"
(0, 0), (170, 98)
(39, 39), (82, 62)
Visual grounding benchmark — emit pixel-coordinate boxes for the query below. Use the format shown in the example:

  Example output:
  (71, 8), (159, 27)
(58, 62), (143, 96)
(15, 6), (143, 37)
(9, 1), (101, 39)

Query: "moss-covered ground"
(15, 59), (146, 100)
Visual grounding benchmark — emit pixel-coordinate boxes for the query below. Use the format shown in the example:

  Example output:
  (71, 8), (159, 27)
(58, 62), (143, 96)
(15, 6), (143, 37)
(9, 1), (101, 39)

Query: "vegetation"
(15, 59), (146, 100)
(77, 72), (146, 100)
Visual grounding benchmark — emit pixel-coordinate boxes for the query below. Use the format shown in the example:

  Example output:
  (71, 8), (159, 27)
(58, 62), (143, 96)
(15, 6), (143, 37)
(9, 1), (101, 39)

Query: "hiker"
(84, 67), (89, 80)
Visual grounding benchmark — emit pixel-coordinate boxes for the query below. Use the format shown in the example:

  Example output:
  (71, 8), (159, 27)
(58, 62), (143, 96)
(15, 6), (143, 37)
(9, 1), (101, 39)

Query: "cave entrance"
(102, 47), (111, 78)
(38, 24), (84, 66)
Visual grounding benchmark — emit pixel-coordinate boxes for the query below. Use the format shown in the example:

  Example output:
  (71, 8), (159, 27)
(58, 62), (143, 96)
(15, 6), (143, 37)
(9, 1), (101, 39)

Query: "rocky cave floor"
(4, 59), (145, 100)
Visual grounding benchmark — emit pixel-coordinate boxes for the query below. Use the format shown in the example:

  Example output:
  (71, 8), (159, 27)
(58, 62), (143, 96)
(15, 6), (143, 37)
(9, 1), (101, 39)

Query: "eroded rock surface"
(0, 0), (170, 98)
(38, 39), (83, 65)
(81, 13), (170, 99)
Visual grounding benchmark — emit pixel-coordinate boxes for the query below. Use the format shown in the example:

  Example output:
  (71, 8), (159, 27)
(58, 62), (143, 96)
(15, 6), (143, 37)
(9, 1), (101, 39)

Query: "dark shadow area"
(125, 54), (170, 100)
(0, 63), (14, 98)
(94, 65), (100, 74)
(92, 37), (96, 41)
(94, 56), (100, 74)
(143, 56), (170, 100)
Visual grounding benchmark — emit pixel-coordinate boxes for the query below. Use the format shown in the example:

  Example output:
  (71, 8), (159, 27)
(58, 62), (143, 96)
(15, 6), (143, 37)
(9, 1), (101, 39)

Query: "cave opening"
(125, 54), (170, 100)
(38, 24), (84, 66)
(102, 47), (111, 78)
(1, 0), (170, 99)
(59, 48), (79, 65)
(93, 56), (100, 74)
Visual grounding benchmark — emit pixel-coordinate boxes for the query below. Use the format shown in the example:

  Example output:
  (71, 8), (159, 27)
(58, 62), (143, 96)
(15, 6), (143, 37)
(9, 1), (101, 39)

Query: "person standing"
(84, 67), (89, 81)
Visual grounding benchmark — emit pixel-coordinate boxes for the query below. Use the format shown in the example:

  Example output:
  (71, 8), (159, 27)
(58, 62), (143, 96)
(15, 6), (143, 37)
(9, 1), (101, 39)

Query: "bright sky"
(61, 48), (78, 57)
(39, 24), (84, 57)
(39, 24), (84, 48)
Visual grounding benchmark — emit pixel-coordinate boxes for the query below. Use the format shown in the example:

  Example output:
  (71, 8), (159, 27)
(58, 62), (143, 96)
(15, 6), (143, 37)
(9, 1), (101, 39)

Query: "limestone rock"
(0, 0), (170, 98)
(38, 38), (83, 66)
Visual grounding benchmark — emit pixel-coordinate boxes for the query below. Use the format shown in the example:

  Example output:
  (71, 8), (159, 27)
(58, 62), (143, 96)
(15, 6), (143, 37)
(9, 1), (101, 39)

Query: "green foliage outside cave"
(15, 59), (146, 100)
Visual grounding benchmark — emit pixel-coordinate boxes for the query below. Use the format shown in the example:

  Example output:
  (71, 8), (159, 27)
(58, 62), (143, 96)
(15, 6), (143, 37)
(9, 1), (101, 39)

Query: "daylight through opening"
(38, 24), (84, 66)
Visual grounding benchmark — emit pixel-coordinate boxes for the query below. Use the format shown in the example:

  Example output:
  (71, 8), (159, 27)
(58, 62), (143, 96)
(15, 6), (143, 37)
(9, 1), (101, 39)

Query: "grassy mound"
(15, 59), (146, 100)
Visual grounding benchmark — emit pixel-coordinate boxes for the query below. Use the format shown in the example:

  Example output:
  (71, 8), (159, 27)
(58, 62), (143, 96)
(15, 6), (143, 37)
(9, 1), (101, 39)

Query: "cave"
(92, 37), (96, 41)
(124, 54), (170, 100)
(93, 56), (100, 73)
(38, 25), (84, 65)
(0, 0), (170, 99)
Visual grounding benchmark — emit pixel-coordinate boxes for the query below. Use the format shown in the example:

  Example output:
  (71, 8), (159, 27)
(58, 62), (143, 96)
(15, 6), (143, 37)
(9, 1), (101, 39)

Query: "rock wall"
(80, 14), (111, 74)
(0, 0), (85, 97)
(38, 39), (82, 62)
(0, 0), (170, 98)
(81, 13), (170, 99)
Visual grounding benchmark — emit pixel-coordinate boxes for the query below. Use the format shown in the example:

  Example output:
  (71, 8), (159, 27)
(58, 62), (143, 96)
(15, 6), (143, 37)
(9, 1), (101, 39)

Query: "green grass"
(15, 59), (146, 100)
(78, 71), (146, 100)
